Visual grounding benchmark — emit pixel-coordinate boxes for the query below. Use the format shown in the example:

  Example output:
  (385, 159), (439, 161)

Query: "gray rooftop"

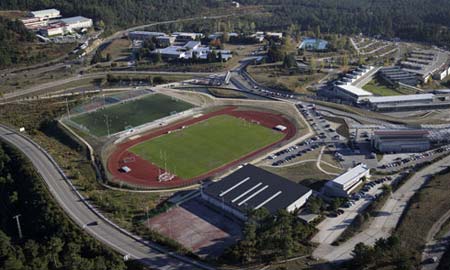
(203, 165), (311, 215)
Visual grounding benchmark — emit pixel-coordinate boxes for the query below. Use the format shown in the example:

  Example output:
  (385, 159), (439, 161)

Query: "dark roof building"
(201, 165), (312, 220)
(372, 129), (431, 153)
(379, 66), (419, 86)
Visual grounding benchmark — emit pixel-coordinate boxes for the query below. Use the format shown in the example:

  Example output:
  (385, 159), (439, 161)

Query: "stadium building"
(323, 164), (370, 198)
(201, 165), (312, 220)
(372, 129), (430, 153)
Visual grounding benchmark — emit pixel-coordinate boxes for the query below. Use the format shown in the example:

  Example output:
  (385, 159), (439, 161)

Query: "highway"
(0, 124), (213, 270)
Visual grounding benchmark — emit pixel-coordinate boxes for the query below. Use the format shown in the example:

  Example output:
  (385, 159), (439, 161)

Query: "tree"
(151, 52), (162, 63)
(91, 50), (103, 65)
(282, 53), (297, 69)
(309, 57), (317, 74)
(222, 32), (230, 43)
(267, 43), (284, 62)
(306, 196), (324, 214)
(96, 20), (105, 29)
(352, 242), (374, 268)
(315, 25), (321, 38)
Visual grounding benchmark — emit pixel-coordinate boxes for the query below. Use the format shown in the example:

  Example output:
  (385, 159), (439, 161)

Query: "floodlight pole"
(65, 98), (71, 118)
(13, 214), (23, 239)
(104, 114), (110, 137)
(145, 206), (150, 227)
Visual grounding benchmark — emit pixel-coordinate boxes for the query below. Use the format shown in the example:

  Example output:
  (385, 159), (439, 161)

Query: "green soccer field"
(69, 94), (194, 137)
(129, 115), (284, 179)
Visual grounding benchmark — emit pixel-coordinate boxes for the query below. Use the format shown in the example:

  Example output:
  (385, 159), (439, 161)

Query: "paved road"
(2, 70), (218, 101)
(0, 125), (213, 270)
(311, 180), (386, 245)
(313, 154), (450, 263)
(421, 209), (450, 270)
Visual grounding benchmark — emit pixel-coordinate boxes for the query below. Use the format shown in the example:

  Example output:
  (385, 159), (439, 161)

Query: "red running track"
(107, 107), (296, 188)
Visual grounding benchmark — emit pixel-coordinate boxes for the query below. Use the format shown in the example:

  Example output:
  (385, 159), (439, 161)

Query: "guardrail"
(0, 124), (214, 270)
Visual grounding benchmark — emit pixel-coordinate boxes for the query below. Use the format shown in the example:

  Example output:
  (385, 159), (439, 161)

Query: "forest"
(0, 16), (35, 67)
(0, 142), (138, 270)
(221, 208), (315, 265)
(0, 0), (227, 29)
(238, 0), (450, 46)
(2, 0), (450, 68)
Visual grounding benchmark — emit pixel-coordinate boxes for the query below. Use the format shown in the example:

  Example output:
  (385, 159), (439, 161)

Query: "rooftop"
(31, 9), (60, 16)
(337, 84), (373, 97)
(332, 164), (369, 186)
(203, 165), (311, 215)
(374, 129), (429, 136)
(129, 31), (166, 36)
(60, 16), (92, 25)
(365, 94), (434, 104)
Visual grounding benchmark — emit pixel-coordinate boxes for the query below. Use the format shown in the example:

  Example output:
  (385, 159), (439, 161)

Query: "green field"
(69, 94), (194, 137)
(130, 115), (284, 179)
(362, 79), (402, 96)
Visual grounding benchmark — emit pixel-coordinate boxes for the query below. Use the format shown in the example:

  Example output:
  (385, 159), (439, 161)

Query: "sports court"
(146, 198), (242, 258)
(108, 107), (297, 188)
(68, 93), (194, 137)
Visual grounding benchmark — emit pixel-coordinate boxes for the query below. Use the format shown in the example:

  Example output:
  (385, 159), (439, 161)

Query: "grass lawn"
(362, 79), (402, 96)
(207, 88), (246, 98)
(247, 62), (326, 93)
(103, 38), (131, 61)
(69, 94), (194, 137)
(130, 115), (284, 179)
(395, 171), (450, 264)
(263, 161), (333, 191)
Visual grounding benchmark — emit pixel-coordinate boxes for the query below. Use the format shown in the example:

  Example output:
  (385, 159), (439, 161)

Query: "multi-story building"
(323, 164), (370, 197)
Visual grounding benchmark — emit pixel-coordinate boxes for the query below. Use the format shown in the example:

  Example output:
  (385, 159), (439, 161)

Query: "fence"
(0, 124), (214, 270)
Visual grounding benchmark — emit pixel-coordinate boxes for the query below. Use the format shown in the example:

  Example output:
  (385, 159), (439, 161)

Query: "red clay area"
(107, 106), (296, 188)
(146, 198), (242, 258)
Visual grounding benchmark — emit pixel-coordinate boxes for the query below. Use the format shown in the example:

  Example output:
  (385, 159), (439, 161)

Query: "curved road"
(421, 208), (450, 270)
(2, 70), (219, 101)
(0, 124), (213, 270)
(313, 154), (450, 263)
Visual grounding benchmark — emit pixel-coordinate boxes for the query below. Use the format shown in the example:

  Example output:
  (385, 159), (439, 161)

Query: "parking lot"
(313, 175), (394, 244)
(265, 103), (345, 167)
(377, 145), (450, 173)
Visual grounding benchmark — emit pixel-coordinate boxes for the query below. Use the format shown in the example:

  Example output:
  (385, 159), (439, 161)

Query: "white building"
(172, 32), (203, 42)
(42, 24), (65, 36)
(324, 164), (370, 197)
(265, 32), (283, 39)
(60, 16), (93, 32)
(156, 41), (232, 61)
(334, 84), (373, 103)
(29, 9), (61, 20)
(201, 165), (312, 220)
